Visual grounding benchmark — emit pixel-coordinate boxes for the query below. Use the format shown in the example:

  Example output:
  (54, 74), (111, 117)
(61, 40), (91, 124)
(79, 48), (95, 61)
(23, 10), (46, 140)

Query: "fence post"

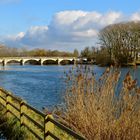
(6, 93), (12, 117)
(0, 89), (4, 108)
(44, 114), (54, 140)
(0, 89), (2, 105)
(20, 100), (27, 127)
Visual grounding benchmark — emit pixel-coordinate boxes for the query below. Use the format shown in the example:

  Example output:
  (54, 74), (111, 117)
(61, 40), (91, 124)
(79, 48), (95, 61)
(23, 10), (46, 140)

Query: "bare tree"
(99, 21), (140, 65)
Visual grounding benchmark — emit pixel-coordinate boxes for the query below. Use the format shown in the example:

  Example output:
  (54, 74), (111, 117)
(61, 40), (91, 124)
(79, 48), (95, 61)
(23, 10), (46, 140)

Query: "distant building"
(77, 57), (87, 61)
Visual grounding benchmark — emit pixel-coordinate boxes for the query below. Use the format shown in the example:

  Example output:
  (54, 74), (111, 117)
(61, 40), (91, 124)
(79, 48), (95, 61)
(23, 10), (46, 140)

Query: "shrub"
(57, 66), (140, 140)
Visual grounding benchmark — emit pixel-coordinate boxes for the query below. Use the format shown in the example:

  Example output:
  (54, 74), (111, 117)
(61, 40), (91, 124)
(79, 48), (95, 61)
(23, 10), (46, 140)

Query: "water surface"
(0, 65), (140, 110)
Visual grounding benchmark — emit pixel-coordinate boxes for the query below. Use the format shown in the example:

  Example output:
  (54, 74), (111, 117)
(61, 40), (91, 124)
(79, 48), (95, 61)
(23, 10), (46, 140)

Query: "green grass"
(0, 106), (27, 140)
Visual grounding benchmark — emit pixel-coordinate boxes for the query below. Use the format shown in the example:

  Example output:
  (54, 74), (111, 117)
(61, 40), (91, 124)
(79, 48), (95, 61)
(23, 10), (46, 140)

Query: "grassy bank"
(0, 106), (27, 140)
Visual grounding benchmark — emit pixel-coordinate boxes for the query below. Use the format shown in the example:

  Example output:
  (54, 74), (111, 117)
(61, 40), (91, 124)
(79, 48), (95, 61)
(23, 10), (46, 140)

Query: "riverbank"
(0, 87), (85, 140)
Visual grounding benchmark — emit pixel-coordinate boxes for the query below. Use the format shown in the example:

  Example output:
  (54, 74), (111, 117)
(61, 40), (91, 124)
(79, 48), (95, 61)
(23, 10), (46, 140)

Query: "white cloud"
(17, 32), (25, 39)
(2, 10), (140, 51)
(131, 12), (140, 21)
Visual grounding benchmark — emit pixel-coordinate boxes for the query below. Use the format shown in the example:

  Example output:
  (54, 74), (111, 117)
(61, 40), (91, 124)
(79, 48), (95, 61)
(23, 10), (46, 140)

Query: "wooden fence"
(0, 87), (86, 140)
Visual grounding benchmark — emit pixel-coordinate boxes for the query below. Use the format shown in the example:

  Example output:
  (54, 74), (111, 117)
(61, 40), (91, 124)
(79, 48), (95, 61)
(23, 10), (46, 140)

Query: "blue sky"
(0, 0), (140, 51)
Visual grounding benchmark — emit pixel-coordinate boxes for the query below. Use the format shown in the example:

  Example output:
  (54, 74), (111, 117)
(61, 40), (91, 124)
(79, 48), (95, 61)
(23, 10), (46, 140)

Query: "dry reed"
(56, 66), (140, 140)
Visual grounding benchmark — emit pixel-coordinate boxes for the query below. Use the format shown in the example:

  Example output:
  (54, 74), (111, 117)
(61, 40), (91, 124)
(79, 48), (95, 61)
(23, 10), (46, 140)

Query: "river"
(0, 65), (140, 111)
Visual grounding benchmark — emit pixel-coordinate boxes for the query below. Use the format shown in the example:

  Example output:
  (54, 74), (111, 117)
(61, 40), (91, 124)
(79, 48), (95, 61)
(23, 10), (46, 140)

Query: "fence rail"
(0, 87), (86, 140)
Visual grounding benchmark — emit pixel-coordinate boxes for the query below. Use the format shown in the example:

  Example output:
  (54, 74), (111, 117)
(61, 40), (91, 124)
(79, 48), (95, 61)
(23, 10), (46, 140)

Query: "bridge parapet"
(0, 57), (77, 66)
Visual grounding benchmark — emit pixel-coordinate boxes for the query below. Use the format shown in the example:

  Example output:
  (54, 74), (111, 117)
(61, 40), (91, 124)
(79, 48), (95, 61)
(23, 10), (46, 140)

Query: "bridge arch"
(6, 60), (21, 65)
(42, 59), (58, 65)
(24, 59), (40, 65)
(59, 59), (74, 65)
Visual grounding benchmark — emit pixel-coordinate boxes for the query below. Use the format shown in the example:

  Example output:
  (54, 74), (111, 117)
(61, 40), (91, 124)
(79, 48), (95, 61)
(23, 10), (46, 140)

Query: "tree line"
(0, 45), (79, 57)
(99, 21), (140, 65)
(80, 21), (140, 66)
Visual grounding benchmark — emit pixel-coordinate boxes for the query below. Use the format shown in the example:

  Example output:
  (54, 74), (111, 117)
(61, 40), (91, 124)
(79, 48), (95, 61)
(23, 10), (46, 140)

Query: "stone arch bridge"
(0, 57), (77, 66)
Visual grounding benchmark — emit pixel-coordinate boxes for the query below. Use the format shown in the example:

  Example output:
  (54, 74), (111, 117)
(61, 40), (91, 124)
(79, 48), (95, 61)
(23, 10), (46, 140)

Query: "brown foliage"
(57, 66), (140, 140)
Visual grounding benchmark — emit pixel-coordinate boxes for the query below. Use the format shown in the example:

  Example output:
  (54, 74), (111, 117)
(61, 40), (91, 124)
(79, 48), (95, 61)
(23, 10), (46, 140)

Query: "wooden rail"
(0, 87), (86, 140)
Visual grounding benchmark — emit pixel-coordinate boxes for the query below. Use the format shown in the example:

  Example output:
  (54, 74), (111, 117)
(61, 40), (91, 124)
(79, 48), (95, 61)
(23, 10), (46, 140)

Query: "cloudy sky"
(0, 0), (140, 51)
